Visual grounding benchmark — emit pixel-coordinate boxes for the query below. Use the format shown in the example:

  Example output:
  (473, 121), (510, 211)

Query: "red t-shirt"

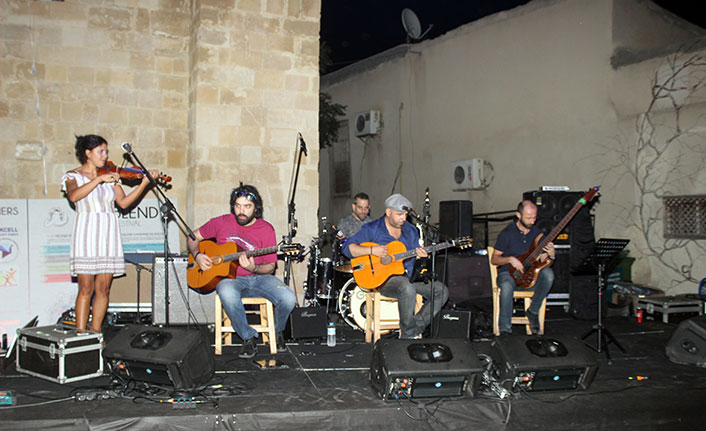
(198, 214), (277, 277)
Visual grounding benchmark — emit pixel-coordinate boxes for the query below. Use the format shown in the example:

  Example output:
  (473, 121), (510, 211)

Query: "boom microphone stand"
(282, 133), (307, 287)
(121, 143), (197, 327)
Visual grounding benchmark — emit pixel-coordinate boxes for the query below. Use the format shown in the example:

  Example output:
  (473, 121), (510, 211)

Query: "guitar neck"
(525, 201), (584, 264)
(393, 242), (453, 261)
(223, 246), (279, 263)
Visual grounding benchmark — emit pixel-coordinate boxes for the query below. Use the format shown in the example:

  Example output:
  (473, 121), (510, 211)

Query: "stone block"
(45, 64), (68, 83)
(88, 7), (132, 31)
(247, 33), (267, 52)
(159, 75), (187, 92)
(199, 28), (228, 46)
(163, 93), (186, 110)
(110, 69), (133, 87)
(244, 15), (280, 33)
(238, 0), (262, 13)
(83, 104), (99, 122)
(283, 19), (319, 37)
(255, 70), (285, 89)
(38, 26), (63, 46)
(99, 105), (128, 125)
(61, 102), (83, 122)
(295, 93), (318, 111)
(153, 111), (171, 128)
(0, 24), (28, 41)
(195, 85), (219, 104)
(68, 66), (95, 85)
(4, 81), (34, 99)
(263, 52), (292, 71)
(130, 53), (156, 70)
(219, 88), (247, 105)
(128, 108), (153, 126)
(0, 102), (8, 118)
(115, 88), (139, 106)
(284, 74), (309, 92)
(156, 57), (172, 73)
(165, 129), (188, 148)
(139, 91), (162, 109)
(266, 34), (294, 53)
(167, 149), (186, 169)
(300, 38), (319, 57)
(136, 8), (150, 32)
(302, 0), (321, 19)
(266, 0), (285, 15)
(170, 111), (188, 129)
(133, 71), (157, 90)
(150, 9), (190, 38)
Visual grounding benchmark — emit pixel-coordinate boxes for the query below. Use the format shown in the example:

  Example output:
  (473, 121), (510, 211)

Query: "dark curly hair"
(230, 183), (263, 219)
(74, 135), (107, 164)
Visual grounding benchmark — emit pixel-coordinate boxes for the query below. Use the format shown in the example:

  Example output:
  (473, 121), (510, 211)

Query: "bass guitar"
(510, 186), (600, 289)
(351, 237), (473, 290)
(187, 240), (303, 293)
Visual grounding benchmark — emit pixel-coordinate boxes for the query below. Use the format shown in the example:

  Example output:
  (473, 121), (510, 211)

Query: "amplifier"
(103, 324), (214, 390)
(285, 307), (327, 339)
(432, 310), (473, 339)
(369, 338), (482, 400)
(490, 335), (598, 392)
(152, 255), (215, 325)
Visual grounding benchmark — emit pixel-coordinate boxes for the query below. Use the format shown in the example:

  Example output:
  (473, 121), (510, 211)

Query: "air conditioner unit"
(354, 110), (381, 136)
(451, 159), (485, 191)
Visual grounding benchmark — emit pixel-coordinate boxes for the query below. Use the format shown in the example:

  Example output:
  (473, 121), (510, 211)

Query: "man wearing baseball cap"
(342, 193), (449, 339)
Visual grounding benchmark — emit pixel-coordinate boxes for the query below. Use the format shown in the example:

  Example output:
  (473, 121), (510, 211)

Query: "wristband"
(194, 251), (201, 259)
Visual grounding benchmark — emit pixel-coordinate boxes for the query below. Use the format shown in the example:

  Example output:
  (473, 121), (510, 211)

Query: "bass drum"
(337, 278), (400, 333)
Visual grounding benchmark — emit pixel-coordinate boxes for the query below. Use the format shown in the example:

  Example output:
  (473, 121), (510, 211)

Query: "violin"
(98, 161), (171, 183)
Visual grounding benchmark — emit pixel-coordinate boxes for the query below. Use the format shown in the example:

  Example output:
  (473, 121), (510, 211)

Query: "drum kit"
(302, 219), (400, 332)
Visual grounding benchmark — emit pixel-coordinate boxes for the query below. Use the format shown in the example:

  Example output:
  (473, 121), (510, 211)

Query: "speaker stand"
(578, 239), (629, 364)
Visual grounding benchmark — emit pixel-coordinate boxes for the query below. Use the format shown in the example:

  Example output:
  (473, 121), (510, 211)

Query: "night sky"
(320, 0), (705, 74)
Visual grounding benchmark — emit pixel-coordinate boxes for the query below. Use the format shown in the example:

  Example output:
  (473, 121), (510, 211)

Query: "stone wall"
(0, 0), (321, 301)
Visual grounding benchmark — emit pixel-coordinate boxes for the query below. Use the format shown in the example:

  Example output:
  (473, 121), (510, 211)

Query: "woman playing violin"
(61, 135), (159, 332)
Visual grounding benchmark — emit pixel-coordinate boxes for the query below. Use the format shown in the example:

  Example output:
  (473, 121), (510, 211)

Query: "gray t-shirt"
(336, 213), (371, 238)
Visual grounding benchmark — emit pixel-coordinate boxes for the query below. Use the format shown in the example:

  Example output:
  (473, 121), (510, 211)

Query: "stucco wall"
(320, 0), (706, 293)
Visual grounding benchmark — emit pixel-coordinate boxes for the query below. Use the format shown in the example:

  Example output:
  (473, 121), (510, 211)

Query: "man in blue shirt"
(343, 194), (449, 339)
(491, 200), (555, 335)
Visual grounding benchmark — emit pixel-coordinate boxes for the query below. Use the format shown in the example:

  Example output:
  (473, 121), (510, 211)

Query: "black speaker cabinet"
(666, 316), (706, 367)
(568, 275), (603, 320)
(490, 335), (598, 392)
(103, 324), (215, 389)
(436, 253), (492, 307)
(285, 307), (327, 339)
(432, 310), (473, 339)
(369, 338), (482, 400)
(152, 255), (215, 325)
(439, 200), (473, 239)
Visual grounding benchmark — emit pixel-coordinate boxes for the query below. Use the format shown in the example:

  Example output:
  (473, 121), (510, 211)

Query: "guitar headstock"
(582, 186), (601, 203)
(452, 237), (473, 249)
(278, 243), (304, 255)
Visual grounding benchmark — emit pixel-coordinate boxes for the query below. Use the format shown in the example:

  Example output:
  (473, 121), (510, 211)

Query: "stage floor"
(1, 308), (705, 431)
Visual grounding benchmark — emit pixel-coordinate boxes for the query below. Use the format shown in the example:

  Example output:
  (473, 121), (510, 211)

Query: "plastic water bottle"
(327, 322), (336, 347)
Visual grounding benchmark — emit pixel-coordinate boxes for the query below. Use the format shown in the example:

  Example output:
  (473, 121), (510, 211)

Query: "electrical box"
(451, 159), (485, 190)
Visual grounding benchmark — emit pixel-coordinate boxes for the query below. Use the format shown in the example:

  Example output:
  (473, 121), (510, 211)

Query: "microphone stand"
(122, 143), (197, 327)
(282, 134), (307, 287)
(407, 209), (441, 338)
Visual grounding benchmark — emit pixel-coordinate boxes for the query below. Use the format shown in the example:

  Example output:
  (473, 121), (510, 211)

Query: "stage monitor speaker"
(369, 338), (482, 400)
(432, 310), (473, 339)
(103, 324), (215, 389)
(285, 307), (327, 339)
(666, 316), (706, 367)
(152, 255), (215, 325)
(439, 200), (473, 239)
(490, 335), (598, 392)
(436, 253), (492, 307)
(490, 335), (598, 391)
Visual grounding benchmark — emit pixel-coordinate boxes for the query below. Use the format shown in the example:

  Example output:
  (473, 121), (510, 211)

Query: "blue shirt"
(342, 215), (420, 278)
(494, 221), (542, 273)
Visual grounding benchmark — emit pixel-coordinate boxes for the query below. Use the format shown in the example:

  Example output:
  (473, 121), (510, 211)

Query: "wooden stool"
(364, 290), (424, 343)
(215, 295), (277, 355)
(488, 246), (547, 335)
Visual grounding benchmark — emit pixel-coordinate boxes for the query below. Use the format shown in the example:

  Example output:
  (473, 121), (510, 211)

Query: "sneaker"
(276, 332), (287, 352)
(526, 311), (540, 335)
(238, 338), (258, 359)
(499, 330), (512, 337)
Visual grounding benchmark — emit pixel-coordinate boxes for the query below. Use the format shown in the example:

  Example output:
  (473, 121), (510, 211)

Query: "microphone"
(298, 133), (308, 156)
(402, 205), (417, 214)
(121, 142), (133, 153)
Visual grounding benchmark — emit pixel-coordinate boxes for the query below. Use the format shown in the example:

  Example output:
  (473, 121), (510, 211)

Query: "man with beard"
(491, 200), (555, 336)
(336, 192), (372, 239)
(187, 184), (296, 358)
(342, 193), (448, 339)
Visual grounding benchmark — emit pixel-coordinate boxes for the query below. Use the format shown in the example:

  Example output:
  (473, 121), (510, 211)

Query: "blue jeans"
(497, 268), (554, 334)
(379, 275), (449, 339)
(216, 275), (296, 341)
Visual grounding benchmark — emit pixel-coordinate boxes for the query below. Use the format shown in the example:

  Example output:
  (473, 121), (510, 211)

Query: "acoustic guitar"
(187, 240), (303, 293)
(510, 186), (600, 289)
(351, 237), (472, 290)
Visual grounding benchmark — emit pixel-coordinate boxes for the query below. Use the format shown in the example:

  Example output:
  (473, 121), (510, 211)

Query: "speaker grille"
(439, 200), (473, 239)
(152, 256), (215, 325)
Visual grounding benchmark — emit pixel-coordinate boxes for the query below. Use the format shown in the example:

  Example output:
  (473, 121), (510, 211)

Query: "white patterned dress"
(61, 171), (125, 276)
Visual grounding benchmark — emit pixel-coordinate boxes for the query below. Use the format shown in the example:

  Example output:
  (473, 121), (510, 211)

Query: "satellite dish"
(401, 8), (433, 43)
(401, 8), (421, 40)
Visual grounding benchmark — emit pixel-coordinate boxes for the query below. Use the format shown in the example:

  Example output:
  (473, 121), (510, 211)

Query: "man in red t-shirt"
(187, 184), (296, 358)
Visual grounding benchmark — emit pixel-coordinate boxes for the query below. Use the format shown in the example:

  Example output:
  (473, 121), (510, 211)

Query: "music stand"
(577, 238), (630, 363)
